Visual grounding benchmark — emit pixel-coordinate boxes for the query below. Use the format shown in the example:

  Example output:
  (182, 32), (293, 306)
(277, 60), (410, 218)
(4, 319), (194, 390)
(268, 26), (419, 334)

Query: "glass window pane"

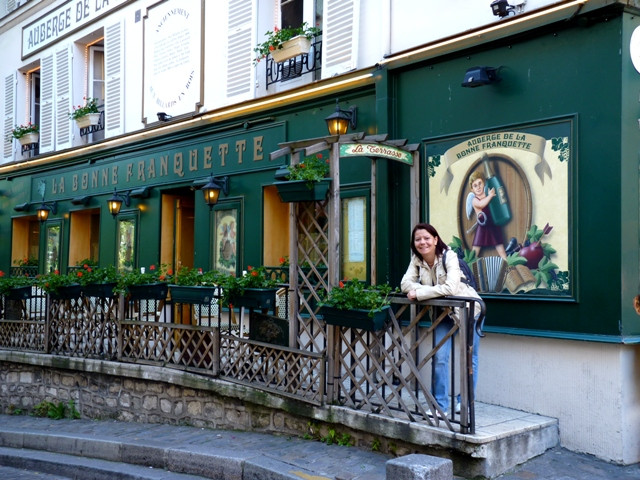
(45, 224), (61, 273)
(341, 196), (367, 280)
(117, 217), (136, 272)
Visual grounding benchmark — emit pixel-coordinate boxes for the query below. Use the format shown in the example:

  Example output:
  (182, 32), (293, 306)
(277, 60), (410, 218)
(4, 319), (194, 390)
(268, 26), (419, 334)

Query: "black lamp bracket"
(202, 175), (230, 196)
(40, 200), (57, 215)
(119, 190), (131, 207)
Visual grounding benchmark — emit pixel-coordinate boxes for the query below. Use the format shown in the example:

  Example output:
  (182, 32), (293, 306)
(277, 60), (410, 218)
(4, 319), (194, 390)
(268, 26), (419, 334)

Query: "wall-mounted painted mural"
(424, 118), (572, 300)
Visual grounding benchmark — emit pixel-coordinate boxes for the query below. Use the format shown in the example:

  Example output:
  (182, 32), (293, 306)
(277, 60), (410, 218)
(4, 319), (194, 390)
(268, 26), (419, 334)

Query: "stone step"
(0, 402), (558, 479)
(0, 446), (208, 480)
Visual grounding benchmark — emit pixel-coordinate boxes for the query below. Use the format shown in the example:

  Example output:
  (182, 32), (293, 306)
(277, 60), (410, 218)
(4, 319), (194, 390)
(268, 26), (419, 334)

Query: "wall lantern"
(107, 189), (130, 217)
(491, 0), (515, 17)
(324, 100), (357, 136)
(202, 176), (230, 209)
(461, 66), (500, 87)
(36, 198), (57, 223)
(157, 112), (173, 122)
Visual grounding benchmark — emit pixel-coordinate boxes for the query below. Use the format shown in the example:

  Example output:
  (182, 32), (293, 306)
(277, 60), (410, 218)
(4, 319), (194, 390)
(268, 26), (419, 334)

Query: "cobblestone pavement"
(490, 446), (640, 480)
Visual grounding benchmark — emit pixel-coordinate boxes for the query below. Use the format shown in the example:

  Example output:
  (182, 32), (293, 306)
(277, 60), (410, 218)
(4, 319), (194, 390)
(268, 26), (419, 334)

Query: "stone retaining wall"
(0, 354), (413, 457)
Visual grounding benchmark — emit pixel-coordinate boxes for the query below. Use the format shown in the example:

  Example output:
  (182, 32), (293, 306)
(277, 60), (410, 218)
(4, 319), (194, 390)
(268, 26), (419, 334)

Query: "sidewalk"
(0, 414), (638, 480)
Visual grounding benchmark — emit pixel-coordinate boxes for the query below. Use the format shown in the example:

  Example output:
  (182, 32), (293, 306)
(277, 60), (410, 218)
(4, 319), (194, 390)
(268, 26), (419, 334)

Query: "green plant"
(320, 279), (395, 317)
(69, 97), (99, 120)
(237, 265), (278, 290)
(254, 22), (321, 64)
(14, 256), (38, 267)
(74, 264), (125, 294)
(371, 437), (381, 452)
(75, 258), (97, 267)
(0, 271), (34, 294)
(173, 266), (220, 286)
(32, 400), (80, 420)
(8, 405), (23, 415)
(11, 122), (38, 139)
(36, 270), (78, 294)
(211, 265), (278, 306)
(122, 264), (170, 287)
(320, 428), (353, 446)
(286, 153), (330, 188)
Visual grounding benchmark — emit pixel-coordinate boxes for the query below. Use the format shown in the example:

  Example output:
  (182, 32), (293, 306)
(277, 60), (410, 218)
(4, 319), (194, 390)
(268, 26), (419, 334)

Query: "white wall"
(478, 333), (640, 464)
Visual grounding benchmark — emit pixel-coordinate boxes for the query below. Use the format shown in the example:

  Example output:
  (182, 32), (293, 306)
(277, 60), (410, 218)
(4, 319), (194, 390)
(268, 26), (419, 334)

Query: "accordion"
(472, 256), (507, 293)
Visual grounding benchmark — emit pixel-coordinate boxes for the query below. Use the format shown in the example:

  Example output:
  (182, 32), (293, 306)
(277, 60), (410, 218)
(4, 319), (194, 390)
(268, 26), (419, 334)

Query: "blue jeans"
(432, 313), (480, 411)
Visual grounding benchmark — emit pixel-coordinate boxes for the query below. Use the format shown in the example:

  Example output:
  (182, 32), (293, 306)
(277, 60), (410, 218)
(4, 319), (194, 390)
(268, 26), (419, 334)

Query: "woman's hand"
(407, 290), (417, 301)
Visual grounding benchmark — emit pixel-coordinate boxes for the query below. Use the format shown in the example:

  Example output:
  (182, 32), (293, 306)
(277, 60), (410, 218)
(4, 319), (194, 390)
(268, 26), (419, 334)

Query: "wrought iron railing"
(265, 36), (322, 87)
(79, 109), (105, 138)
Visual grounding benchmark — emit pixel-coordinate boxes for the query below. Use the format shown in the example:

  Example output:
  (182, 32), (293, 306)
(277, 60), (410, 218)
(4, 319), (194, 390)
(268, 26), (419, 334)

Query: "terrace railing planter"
(319, 305), (390, 331)
(82, 283), (118, 298)
(127, 283), (169, 301)
(5, 285), (33, 300)
(274, 179), (331, 203)
(229, 287), (278, 310)
(49, 284), (82, 301)
(169, 285), (218, 304)
(270, 35), (311, 63)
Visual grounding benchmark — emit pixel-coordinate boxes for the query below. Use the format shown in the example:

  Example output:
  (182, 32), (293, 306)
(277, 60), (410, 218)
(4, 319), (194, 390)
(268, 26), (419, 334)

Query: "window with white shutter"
(226, 0), (255, 101)
(321, 0), (359, 78)
(104, 20), (124, 137)
(3, 73), (16, 161)
(55, 46), (72, 150)
(39, 54), (55, 154)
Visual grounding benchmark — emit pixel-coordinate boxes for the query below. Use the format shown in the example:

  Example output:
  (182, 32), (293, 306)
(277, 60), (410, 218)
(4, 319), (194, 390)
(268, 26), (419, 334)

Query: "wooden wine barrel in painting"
(457, 155), (532, 256)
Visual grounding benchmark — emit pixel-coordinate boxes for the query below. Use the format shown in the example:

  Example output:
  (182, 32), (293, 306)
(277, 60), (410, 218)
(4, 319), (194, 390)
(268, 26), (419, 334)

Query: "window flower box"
(270, 35), (311, 63)
(74, 112), (101, 129)
(254, 22), (320, 65)
(274, 179), (331, 203)
(17, 132), (39, 146)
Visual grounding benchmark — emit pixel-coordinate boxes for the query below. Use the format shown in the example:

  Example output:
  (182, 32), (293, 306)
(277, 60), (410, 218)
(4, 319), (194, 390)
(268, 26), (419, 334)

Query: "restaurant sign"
(339, 143), (413, 165)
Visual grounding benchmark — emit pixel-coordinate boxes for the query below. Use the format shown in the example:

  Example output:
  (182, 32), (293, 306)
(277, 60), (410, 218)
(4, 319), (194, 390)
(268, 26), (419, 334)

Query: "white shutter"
(321, 0), (360, 78)
(39, 54), (55, 154)
(54, 46), (72, 150)
(226, 0), (255, 101)
(104, 20), (124, 137)
(3, 73), (16, 161)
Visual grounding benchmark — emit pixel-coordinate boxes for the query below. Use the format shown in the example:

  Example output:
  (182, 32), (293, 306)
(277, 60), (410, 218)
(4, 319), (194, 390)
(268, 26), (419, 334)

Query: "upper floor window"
(281, 0), (303, 28)
(86, 42), (105, 141)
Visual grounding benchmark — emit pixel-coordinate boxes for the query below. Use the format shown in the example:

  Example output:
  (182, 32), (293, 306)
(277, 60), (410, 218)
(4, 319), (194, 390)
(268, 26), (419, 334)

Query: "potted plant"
(254, 22), (321, 64)
(12, 256), (39, 277)
(319, 279), (395, 331)
(11, 122), (39, 146)
(274, 153), (331, 202)
(226, 265), (279, 310)
(37, 270), (81, 300)
(75, 263), (121, 297)
(0, 270), (35, 300)
(122, 264), (169, 300)
(69, 97), (101, 129)
(169, 266), (221, 304)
